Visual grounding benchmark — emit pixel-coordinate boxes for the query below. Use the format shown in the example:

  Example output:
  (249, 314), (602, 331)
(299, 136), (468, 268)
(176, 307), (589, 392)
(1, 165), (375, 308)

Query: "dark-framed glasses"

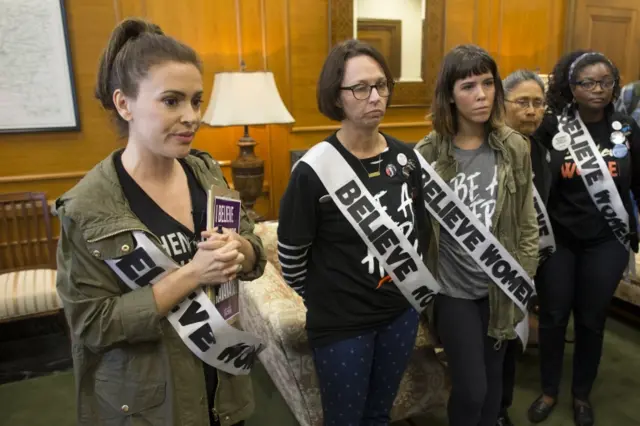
(506, 98), (545, 109)
(341, 81), (391, 100)
(574, 78), (616, 91)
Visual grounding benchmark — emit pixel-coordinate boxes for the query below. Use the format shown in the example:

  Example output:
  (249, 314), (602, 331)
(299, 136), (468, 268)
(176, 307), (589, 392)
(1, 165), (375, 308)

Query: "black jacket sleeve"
(532, 113), (559, 151)
(627, 118), (640, 208)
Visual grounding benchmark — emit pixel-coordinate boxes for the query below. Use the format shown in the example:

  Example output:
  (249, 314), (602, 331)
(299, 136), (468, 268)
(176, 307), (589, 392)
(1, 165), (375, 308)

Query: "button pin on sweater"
(613, 144), (628, 158)
(385, 163), (397, 177)
(611, 131), (626, 145)
(552, 132), (571, 151)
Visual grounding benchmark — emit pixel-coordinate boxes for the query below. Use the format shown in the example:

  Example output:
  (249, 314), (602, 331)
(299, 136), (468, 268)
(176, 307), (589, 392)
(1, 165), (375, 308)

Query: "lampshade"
(202, 71), (295, 126)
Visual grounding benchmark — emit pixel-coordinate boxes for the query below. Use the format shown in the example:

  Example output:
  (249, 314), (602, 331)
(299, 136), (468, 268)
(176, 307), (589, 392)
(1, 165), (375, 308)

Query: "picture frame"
(0, 0), (80, 133)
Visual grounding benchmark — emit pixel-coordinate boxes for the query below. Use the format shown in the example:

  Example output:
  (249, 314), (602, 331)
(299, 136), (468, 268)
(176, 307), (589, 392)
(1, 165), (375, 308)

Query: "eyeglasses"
(340, 81), (391, 100)
(505, 98), (545, 109)
(574, 78), (616, 91)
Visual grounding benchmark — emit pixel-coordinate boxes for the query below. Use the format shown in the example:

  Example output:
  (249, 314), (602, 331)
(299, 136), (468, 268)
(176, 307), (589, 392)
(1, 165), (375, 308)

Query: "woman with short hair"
(277, 39), (433, 425)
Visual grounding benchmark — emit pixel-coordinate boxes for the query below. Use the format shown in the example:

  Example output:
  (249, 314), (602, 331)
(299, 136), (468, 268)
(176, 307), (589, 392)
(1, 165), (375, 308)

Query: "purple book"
(206, 188), (242, 322)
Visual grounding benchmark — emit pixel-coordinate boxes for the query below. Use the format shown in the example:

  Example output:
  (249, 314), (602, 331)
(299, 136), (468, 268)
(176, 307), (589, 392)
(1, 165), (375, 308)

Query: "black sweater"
(532, 107), (640, 252)
(277, 132), (429, 347)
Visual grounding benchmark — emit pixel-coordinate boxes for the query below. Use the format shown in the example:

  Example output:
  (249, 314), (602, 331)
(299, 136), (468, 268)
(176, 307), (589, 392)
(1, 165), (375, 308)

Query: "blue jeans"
(311, 308), (419, 426)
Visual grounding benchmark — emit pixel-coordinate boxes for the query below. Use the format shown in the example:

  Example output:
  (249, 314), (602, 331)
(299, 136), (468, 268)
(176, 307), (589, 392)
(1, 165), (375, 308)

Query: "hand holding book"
(204, 186), (245, 322)
(192, 230), (244, 283)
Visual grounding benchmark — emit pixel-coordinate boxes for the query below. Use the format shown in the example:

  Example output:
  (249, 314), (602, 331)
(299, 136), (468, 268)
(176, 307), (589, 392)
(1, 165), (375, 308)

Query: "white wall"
(355, 0), (425, 82)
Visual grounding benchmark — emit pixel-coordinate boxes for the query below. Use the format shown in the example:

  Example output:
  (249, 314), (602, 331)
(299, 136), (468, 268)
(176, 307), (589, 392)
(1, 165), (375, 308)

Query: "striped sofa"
(0, 192), (62, 323)
(0, 269), (61, 322)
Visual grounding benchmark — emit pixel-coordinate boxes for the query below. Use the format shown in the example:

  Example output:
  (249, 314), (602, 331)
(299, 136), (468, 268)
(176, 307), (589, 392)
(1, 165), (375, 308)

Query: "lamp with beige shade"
(201, 70), (294, 222)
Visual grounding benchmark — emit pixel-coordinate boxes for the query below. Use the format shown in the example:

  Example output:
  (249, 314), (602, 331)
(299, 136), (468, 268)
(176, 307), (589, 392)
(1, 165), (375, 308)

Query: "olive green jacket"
(55, 149), (267, 426)
(415, 127), (538, 342)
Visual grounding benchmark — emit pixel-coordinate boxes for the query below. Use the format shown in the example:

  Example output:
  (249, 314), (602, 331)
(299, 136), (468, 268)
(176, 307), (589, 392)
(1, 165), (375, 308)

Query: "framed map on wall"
(0, 0), (80, 133)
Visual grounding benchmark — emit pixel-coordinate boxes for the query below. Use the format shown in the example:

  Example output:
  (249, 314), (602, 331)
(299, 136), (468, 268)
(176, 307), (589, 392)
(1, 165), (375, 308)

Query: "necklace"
(359, 152), (382, 178)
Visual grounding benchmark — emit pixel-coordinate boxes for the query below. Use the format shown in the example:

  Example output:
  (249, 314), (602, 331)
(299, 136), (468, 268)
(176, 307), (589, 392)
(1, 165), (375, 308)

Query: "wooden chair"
(0, 192), (61, 323)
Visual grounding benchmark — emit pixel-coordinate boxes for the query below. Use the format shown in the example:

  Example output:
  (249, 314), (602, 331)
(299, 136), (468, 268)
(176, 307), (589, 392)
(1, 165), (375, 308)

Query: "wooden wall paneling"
(0, 0), (121, 203)
(444, 0), (476, 51)
(497, 0), (566, 74)
(285, 0), (332, 214)
(264, 0), (292, 218)
(443, 0), (566, 75)
(196, 0), (244, 184)
(116, 0), (146, 20)
(0, 0), (123, 248)
(289, 0), (331, 128)
(568, 0), (640, 84)
(475, 0), (496, 54)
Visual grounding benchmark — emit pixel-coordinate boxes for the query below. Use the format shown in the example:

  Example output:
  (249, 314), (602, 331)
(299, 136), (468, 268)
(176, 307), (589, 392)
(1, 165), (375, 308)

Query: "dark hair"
(503, 69), (546, 95)
(545, 50), (620, 114)
(95, 18), (203, 136)
(432, 44), (504, 138)
(316, 39), (394, 121)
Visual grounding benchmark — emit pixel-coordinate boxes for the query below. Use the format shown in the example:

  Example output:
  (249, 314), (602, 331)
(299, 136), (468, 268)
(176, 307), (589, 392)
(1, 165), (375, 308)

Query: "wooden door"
(568, 0), (640, 83)
(357, 19), (402, 79)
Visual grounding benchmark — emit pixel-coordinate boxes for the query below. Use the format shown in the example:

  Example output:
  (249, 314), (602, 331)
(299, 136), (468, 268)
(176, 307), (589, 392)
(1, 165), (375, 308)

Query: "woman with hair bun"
(55, 18), (265, 426)
(527, 50), (640, 426)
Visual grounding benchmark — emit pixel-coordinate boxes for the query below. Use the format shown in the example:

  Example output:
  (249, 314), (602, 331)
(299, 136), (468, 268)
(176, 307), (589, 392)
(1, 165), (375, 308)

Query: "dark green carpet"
(0, 317), (638, 426)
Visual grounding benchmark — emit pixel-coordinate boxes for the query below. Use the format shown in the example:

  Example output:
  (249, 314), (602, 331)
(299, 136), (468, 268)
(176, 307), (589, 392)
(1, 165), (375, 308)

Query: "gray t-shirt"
(439, 142), (497, 299)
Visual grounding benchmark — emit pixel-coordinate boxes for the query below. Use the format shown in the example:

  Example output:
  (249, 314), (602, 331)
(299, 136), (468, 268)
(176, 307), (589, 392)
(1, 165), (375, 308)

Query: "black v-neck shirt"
(114, 152), (222, 403)
(114, 151), (208, 264)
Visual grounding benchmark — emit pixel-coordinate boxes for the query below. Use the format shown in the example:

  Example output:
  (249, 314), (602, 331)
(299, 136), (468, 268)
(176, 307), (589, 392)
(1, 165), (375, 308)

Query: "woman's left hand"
(201, 228), (256, 276)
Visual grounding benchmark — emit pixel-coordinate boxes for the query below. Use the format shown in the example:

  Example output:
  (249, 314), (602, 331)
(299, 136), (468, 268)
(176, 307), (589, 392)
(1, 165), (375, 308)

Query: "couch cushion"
(0, 269), (61, 321)
(254, 220), (281, 274)
(239, 262), (447, 426)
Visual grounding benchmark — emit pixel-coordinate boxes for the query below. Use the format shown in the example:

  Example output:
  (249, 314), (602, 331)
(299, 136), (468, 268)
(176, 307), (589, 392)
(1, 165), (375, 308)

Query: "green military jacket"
(55, 149), (267, 426)
(415, 126), (538, 342)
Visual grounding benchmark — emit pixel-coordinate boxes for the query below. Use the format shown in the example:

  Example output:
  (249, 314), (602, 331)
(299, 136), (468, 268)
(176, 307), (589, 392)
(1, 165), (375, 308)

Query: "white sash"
(296, 141), (440, 312)
(532, 186), (556, 262)
(557, 112), (630, 249)
(105, 232), (265, 375)
(415, 152), (533, 347)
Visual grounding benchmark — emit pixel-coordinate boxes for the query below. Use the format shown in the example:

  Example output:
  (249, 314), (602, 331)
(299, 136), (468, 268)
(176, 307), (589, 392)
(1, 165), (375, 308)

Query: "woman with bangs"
(415, 45), (538, 426)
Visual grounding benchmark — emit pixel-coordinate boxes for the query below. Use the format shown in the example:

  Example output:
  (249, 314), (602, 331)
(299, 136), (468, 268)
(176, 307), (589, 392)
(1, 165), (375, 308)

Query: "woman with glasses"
(498, 70), (550, 426)
(527, 50), (640, 426)
(277, 40), (431, 425)
(415, 45), (538, 426)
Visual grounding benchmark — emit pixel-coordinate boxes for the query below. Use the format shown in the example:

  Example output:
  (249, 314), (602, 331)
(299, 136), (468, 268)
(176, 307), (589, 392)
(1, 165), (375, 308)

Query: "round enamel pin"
(397, 153), (408, 166)
(552, 132), (571, 151)
(613, 143), (628, 158)
(611, 131), (626, 145)
(612, 121), (622, 131)
(385, 163), (397, 177)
